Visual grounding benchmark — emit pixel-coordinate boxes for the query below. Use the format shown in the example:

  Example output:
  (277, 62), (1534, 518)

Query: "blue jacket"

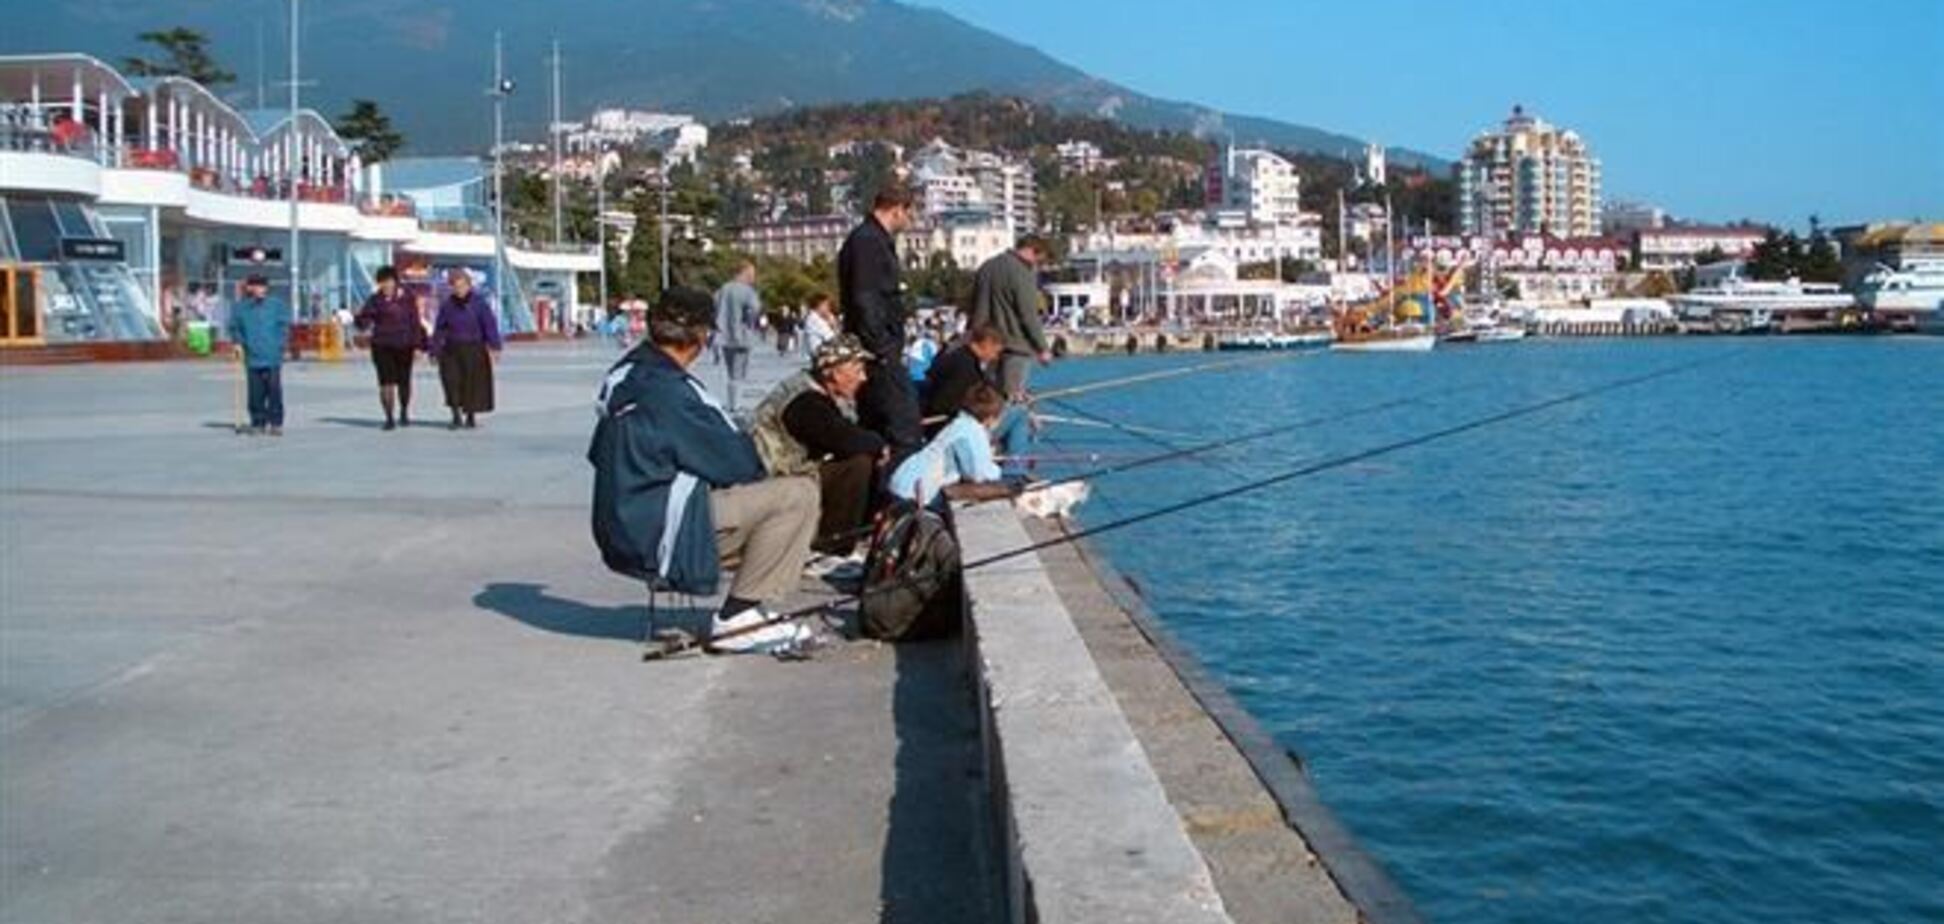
(588, 344), (766, 594)
(227, 296), (290, 369)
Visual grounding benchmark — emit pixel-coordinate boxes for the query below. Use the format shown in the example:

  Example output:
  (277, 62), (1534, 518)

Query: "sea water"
(1032, 338), (1943, 923)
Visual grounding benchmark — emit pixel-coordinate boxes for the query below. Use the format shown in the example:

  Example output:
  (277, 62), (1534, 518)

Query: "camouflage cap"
(810, 334), (874, 373)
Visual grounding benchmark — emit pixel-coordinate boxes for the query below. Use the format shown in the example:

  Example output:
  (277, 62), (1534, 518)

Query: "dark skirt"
(438, 342), (495, 413)
(371, 345), (416, 386)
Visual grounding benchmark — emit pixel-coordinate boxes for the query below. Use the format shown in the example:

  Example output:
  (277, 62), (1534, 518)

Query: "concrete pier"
(2, 341), (1410, 923)
(0, 343), (997, 923)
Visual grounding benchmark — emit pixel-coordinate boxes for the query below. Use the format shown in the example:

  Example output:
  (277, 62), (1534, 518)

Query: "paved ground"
(0, 341), (997, 924)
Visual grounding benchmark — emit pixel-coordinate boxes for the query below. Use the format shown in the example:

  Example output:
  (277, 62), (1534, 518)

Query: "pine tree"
(334, 100), (405, 164)
(1802, 233), (1844, 283)
(123, 28), (235, 87)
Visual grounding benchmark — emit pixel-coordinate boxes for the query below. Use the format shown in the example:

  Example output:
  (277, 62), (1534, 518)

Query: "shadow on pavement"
(317, 416), (388, 430)
(879, 637), (1001, 924)
(474, 581), (710, 642)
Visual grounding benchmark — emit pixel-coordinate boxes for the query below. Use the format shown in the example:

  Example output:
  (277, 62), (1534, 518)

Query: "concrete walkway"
(0, 341), (997, 923)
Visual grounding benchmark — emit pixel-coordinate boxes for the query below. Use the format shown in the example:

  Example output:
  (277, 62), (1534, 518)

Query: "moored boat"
(1332, 330), (1436, 352)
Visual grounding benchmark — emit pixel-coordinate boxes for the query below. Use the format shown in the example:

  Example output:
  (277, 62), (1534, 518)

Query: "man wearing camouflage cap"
(749, 334), (885, 565)
(589, 287), (818, 654)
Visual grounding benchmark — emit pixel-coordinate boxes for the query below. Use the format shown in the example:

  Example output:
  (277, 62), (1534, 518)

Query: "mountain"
(6, 0), (1445, 167)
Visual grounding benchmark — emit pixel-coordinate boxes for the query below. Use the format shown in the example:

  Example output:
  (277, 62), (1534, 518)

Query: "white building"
(567, 108), (708, 165)
(1602, 200), (1665, 235)
(1056, 140), (1107, 174)
(1206, 147), (1304, 229)
(1459, 105), (1603, 238)
(1634, 225), (1768, 272)
(826, 139), (905, 163)
(1363, 142), (1386, 187)
(0, 53), (599, 346)
(736, 210), (1012, 272)
(1068, 214), (1324, 273)
(1404, 232), (1628, 302)
(907, 138), (1037, 237)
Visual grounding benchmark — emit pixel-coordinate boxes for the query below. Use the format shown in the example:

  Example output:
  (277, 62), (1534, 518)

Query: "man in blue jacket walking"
(226, 274), (291, 436)
(589, 287), (820, 654)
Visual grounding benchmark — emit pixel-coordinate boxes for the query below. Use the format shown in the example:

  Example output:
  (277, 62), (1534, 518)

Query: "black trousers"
(858, 359), (924, 453)
(814, 454), (876, 556)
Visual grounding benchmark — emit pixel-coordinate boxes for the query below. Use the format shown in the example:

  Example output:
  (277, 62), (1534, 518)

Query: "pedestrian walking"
(354, 266), (427, 430)
(226, 274), (291, 436)
(714, 260), (761, 386)
(429, 269), (501, 430)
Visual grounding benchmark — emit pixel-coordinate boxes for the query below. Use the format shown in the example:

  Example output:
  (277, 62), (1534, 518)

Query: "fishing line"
(1028, 349), (1323, 403)
(666, 351), (1735, 656)
(1039, 396), (1253, 481)
(970, 352), (1732, 571)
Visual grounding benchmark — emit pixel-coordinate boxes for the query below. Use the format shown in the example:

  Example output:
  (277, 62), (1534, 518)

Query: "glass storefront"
(0, 194), (162, 342)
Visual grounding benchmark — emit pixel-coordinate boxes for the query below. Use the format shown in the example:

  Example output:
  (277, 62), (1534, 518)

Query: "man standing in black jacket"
(839, 184), (923, 454)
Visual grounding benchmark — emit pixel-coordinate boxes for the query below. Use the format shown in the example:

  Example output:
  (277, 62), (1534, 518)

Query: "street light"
(596, 144), (608, 318)
(659, 157), (670, 291)
(489, 31), (515, 326)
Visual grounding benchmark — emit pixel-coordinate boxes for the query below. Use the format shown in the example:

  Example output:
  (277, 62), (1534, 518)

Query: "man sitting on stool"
(590, 287), (819, 654)
(750, 335), (886, 562)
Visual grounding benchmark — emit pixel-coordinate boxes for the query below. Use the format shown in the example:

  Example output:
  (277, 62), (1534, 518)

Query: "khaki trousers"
(710, 476), (819, 604)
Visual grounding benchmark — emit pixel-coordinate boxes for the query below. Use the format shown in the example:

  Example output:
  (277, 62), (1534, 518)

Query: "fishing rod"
(1028, 349), (1321, 404)
(917, 349), (1321, 428)
(1023, 391), (1421, 492)
(1030, 412), (1202, 441)
(1038, 396), (1252, 482)
(649, 352), (1732, 659)
(970, 352), (1728, 571)
(812, 383), (1429, 554)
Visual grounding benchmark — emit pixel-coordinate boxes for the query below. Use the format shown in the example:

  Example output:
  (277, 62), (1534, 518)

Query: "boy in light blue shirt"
(887, 381), (1017, 507)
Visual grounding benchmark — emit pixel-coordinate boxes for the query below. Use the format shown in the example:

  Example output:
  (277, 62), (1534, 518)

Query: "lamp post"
(596, 145), (608, 318)
(489, 31), (515, 325)
(550, 38), (563, 246)
(287, 0), (301, 320)
(658, 157), (670, 292)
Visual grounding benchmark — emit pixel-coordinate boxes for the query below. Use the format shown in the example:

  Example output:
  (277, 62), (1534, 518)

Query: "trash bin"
(184, 321), (213, 356)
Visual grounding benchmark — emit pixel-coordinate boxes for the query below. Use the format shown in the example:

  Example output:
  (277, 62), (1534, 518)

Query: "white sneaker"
(706, 607), (809, 655)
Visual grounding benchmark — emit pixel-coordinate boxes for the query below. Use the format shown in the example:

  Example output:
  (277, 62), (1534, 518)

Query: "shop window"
(53, 200), (95, 237)
(9, 199), (62, 262)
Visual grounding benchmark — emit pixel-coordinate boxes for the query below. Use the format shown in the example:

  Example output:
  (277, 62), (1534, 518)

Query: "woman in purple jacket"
(429, 269), (502, 429)
(354, 266), (427, 430)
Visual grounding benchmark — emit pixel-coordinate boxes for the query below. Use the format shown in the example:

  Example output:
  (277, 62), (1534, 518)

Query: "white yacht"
(1669, 276), (1854, 332)
(1856, 260), (1944, 313)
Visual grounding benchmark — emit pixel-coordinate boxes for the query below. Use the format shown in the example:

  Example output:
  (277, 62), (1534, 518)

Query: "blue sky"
(920, 0), (1943, 228)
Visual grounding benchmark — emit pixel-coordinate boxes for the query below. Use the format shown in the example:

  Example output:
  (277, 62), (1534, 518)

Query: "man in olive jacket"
(968, 235), (1054, 400)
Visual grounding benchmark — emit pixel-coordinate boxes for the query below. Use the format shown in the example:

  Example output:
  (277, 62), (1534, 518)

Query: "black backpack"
(858, 503), (964, 641)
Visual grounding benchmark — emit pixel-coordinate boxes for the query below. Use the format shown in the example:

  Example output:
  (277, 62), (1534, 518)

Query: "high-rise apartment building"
(1205, 147), (1304, 228)
(1459, 106), (1602, 238)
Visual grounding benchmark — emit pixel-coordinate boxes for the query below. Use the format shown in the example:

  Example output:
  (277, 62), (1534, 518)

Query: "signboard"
(60, 238), (126, 262)
(227, 245), (284, 267)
